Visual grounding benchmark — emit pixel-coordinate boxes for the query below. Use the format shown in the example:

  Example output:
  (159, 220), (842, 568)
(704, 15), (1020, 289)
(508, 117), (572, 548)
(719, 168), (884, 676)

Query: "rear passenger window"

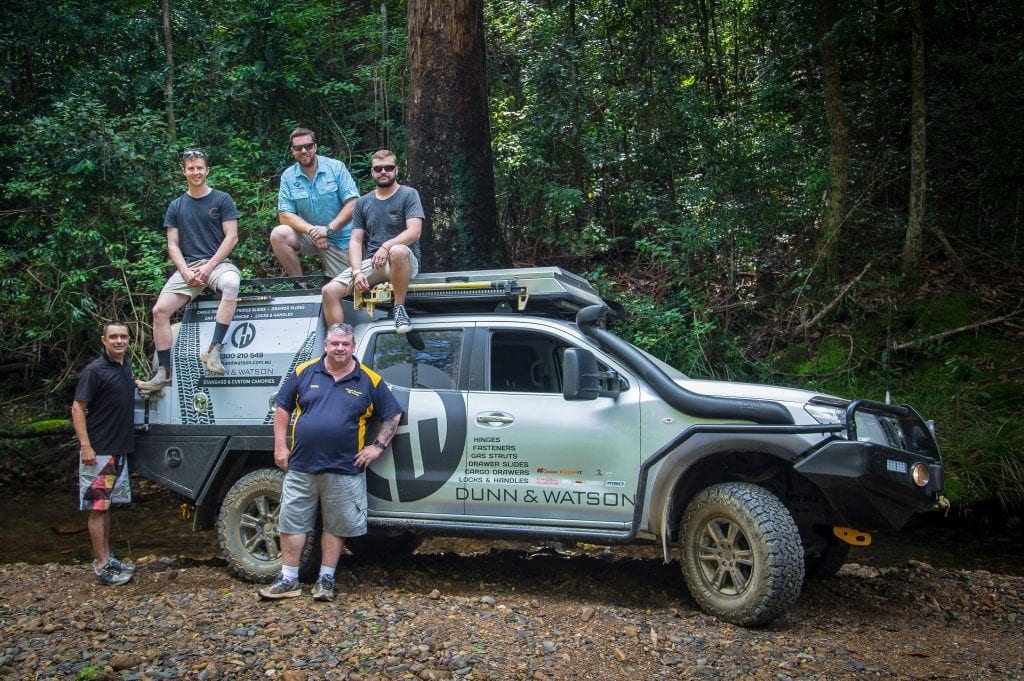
(368, 330), (463, 390)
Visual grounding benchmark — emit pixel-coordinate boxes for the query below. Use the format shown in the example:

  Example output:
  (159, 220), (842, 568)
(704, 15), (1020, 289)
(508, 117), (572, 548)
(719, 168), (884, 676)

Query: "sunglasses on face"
(371, 164), (396, 174)
(291, 143), (316, 152)
(181, 148), (206, 160)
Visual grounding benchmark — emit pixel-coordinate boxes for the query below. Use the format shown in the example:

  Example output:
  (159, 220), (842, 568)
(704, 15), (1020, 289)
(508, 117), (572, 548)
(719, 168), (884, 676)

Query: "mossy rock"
(772, 336), (850, 377)
(902, 292), (974, 330)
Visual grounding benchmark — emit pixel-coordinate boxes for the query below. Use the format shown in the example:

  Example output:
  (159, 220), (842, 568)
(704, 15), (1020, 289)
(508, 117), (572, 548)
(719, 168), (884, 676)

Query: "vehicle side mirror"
(563, 348), (621, 400)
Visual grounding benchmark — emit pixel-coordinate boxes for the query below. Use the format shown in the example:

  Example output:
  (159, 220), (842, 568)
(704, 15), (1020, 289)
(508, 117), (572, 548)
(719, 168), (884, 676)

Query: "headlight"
(911, 463), (930, 487)
(804, 402), (846, 425)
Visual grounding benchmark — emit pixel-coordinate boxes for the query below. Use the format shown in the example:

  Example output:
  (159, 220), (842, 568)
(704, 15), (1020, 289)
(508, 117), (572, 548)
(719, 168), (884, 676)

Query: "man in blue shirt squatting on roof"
(269, 127), (360, 280)
(259, 322), (404, 601)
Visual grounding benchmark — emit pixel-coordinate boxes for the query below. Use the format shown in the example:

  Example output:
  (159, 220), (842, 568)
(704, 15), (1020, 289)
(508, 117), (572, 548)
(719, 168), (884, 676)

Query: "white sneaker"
(93, 560), (131, 586)
(394, 305), (412, 335)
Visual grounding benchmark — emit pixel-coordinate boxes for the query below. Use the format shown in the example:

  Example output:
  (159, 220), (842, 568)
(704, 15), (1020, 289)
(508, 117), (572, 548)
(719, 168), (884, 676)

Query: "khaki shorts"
(161, 260), (241, 300)
(278, 470), (367, 538)
(330, 252), (420, 290)
(294, 234), (351, 278)
(79, 454), (131, 511)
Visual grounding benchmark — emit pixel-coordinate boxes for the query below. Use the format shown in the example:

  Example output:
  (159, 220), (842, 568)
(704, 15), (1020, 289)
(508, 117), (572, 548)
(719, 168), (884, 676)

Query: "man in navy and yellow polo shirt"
(259, 323), (403, 601)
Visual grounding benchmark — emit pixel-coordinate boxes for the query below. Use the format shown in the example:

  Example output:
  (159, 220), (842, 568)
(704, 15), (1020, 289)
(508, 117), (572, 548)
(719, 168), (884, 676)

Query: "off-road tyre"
(679, 482), (804, 626)
(345, 531), (424, 560)
(216, 468), (315, 583)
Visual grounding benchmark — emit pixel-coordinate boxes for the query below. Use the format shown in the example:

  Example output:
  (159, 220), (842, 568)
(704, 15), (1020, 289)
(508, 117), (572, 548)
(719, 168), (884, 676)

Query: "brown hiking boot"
(201, 344), (225, 375)
(138, 366), (171, 391)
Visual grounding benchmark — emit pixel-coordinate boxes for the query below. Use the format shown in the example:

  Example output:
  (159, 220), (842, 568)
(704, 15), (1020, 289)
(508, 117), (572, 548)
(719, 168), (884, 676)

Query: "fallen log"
(893, 310), (1022, 351)
(0, 419), (74, 439)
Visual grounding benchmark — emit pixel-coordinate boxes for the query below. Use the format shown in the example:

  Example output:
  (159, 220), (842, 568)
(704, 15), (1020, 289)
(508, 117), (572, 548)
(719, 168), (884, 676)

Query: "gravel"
(1, 550), (1022, 680)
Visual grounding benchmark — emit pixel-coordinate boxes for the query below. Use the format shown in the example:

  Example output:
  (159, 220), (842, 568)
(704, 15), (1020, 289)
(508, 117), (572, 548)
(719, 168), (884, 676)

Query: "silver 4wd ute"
(133, 267), (945, 626)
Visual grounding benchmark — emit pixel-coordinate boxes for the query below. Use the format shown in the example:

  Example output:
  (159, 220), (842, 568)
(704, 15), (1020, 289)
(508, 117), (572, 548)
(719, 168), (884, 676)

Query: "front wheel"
(216, 468), (315, 583)
(679, 482), (804, 626)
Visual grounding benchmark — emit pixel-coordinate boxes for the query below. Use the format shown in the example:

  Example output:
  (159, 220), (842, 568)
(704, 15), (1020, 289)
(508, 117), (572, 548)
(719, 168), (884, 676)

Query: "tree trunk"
(690, 0), (726, 105)
(161, 0), (177, 141)
(406, 0), (509, 271)
(903, 0), (927, 279)
(813, 0), (849, 275)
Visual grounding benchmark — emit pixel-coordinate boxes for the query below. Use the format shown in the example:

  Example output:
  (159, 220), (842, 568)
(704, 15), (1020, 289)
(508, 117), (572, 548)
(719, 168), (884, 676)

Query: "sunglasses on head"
(371, 164), (396, 174)
(291, 142), (316, 152)
(181, 148), (206, 160)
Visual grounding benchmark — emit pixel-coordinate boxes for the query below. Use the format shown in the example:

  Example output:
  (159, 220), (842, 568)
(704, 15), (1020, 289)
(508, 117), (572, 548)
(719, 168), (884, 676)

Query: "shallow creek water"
(4, 481), (1023, 576)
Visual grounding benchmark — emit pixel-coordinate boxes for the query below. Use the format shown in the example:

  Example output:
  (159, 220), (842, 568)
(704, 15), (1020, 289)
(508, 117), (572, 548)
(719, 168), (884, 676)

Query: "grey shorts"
(330, 252), (420, 290)
(278, 469), (367, 538)
(295, 234), (351, 278)
(161, 260), (241, 300)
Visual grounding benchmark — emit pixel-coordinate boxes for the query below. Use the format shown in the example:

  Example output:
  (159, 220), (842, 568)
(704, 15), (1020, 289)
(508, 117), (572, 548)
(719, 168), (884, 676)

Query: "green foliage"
(0, 94), (178, 373)
(611, 289), (720, 379)
(486, 0), (824, 280)
(0, 0), (407, 383)
(783, 336), (854, 378)
(0, 0), (1020, 510)
(76, 665), (104, 681)
(771, 309), (1023, 510)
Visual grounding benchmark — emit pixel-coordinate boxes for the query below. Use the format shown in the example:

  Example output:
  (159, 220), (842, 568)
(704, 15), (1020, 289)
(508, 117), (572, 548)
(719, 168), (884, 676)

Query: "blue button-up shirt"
(278, 155), (360, 249)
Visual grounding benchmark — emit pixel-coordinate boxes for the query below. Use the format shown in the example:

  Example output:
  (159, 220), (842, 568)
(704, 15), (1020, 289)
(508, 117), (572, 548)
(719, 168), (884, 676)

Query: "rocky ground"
(1, 543), (1022, 681)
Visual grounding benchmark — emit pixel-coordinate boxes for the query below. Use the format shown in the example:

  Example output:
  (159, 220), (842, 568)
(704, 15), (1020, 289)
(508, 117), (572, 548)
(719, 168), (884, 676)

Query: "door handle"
(476, 411), (514, 425)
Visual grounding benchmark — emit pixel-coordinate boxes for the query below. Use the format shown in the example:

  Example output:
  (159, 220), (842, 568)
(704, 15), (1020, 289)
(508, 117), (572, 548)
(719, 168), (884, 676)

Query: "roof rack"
(354, 267), (609, 320)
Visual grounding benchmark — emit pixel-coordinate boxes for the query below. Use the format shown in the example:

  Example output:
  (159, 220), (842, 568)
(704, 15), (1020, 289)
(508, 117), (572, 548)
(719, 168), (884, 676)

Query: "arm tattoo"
(376, 414), (401, 446)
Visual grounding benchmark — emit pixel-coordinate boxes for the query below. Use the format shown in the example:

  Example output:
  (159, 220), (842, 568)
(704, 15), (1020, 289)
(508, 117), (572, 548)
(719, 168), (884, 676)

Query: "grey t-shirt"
(163, 189), (239, 263)
(351, 185), (424, 261)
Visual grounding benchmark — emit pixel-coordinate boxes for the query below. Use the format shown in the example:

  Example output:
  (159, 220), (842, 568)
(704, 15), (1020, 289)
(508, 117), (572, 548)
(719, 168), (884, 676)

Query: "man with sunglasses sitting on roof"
(321, 149), (423, 334)
(269, 127), (360, 281)
(138, 148), (241, 390)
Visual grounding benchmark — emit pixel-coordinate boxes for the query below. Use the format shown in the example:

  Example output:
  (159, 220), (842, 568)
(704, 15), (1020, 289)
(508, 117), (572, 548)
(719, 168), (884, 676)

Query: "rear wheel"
(216, 468), (315, 583)
(679, 482), (804, 626)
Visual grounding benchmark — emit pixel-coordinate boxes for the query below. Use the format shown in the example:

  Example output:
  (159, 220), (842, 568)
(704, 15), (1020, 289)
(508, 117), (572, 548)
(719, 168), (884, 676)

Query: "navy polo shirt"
(73, 350), (136, 454)
(275, 356), (403, 475)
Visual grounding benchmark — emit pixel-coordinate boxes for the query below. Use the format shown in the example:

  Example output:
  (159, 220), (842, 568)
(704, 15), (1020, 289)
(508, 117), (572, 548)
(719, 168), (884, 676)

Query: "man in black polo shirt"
(259, 322), (403, 601)
(71, 322), (142, 585)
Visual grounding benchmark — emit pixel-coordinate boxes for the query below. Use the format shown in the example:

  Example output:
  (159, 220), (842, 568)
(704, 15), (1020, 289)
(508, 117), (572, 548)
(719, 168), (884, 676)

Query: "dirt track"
(2, 543), (1022, 680)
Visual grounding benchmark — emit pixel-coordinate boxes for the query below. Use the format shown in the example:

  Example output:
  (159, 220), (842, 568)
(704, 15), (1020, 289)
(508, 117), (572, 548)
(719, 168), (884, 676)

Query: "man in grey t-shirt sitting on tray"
(138, 148), (241, 391)
(321, 149), (424, 334)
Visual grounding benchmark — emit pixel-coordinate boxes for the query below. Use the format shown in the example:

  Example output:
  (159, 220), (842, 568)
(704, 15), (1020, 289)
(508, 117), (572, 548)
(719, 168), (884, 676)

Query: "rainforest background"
(0, 0), (1021, 514)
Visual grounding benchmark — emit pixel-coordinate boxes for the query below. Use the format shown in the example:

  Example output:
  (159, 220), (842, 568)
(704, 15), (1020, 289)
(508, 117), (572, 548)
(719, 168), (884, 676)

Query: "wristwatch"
(371, 438), (385, 449)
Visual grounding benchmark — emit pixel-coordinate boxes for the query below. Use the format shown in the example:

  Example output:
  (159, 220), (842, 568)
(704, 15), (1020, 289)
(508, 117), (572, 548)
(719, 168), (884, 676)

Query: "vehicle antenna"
(884, 298), (893, 405)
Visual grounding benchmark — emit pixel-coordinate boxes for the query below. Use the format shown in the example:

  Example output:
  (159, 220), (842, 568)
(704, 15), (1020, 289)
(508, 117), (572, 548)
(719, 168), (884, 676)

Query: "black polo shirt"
(73, 350), (136, 454)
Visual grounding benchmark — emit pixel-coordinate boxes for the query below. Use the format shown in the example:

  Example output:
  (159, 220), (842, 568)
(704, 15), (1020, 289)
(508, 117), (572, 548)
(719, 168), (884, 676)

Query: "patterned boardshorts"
(79, 454), (132, 511)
